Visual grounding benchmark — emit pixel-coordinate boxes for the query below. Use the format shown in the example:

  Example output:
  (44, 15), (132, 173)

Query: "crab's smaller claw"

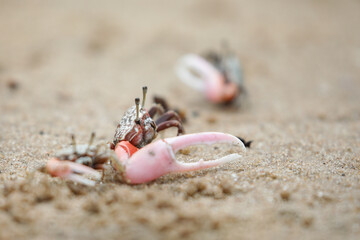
(46, 158), (101, 186)
(175, 54), (238, 104)
(114, 132), (245, 184)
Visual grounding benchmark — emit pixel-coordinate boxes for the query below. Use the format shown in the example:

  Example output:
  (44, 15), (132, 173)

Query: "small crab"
(175, 44), (245, 104)
(46, 133), (113, 186)
(112, 86), (184, 148)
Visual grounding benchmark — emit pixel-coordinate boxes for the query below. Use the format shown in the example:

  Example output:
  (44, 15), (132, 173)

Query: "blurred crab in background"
(46, 87), (246, 185)
(175, 43), (246, 105)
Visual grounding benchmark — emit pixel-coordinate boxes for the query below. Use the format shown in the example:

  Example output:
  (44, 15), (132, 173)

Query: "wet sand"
(0, 0), (360, 239)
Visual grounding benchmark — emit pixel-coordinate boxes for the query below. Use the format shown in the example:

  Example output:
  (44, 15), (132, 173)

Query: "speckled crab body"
(113, 105), (157, 149)
(113, 86), (184, 149)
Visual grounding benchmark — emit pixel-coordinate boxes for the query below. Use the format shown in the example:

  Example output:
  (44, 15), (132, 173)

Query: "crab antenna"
(141, 86), (147, 109)
(135, 98), (140, 123)
(85, 132), (96, 153)
(71, 134), (77, 153)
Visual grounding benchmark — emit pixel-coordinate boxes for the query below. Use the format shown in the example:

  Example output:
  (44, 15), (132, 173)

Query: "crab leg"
(153, 96), (170, 112)
(155, 110), (182, 125)
(148, 105), (165, 118)
(157, 120), (184, 136)
(114, 132), (245, 184)
(154, 110), (184, 135)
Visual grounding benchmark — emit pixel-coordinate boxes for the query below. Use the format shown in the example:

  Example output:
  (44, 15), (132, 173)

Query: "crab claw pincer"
(175, 54), (239, 104)
(46, 158), (101, 186)
(114, 132), (245, 184)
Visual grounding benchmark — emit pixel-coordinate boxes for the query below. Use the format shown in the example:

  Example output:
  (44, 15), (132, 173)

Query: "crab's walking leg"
(157, 120), (184, 136)
(153, 96), (170, 112)
(155, 110), (184, 135)
(148, 105), (165, 118)
(155, 110), (182, 124)
(119, 132), (245, 184)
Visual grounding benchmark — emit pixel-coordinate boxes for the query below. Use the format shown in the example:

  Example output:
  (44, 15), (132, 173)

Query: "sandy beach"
(0, 0), (359, 239)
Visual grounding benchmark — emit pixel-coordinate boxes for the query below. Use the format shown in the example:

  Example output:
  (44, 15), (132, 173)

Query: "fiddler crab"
(175, 44), (246, 104)
(46, 133), (110, 186)
(45, 87), (245, 185)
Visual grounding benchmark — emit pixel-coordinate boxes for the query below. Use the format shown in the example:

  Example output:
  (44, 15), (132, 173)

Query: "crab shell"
(55, 143), (110, 168)
(113, 105), (157, 148)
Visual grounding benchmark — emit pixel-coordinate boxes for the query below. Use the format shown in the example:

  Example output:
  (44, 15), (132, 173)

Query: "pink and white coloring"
(175, 47), (245, 104)
(45, 87), (245, 185)
(112, 132), (245, 184)
(46, 132), (245, 185)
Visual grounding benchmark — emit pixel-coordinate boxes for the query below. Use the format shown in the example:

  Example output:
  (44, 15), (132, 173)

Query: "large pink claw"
(46, 158), (101, 186)
(175, 54), (238, 103)
(114, 132), (245, 184)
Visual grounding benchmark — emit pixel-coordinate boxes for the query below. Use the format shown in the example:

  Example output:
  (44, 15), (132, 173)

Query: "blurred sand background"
(0, 0), (360, 239)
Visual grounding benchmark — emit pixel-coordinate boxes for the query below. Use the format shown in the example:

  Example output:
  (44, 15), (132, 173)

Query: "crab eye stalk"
(71, 134), (77, 154)
(85, 132), (95, 153)
(135, 98), (140, 124)
(142, 86), (147, 109)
